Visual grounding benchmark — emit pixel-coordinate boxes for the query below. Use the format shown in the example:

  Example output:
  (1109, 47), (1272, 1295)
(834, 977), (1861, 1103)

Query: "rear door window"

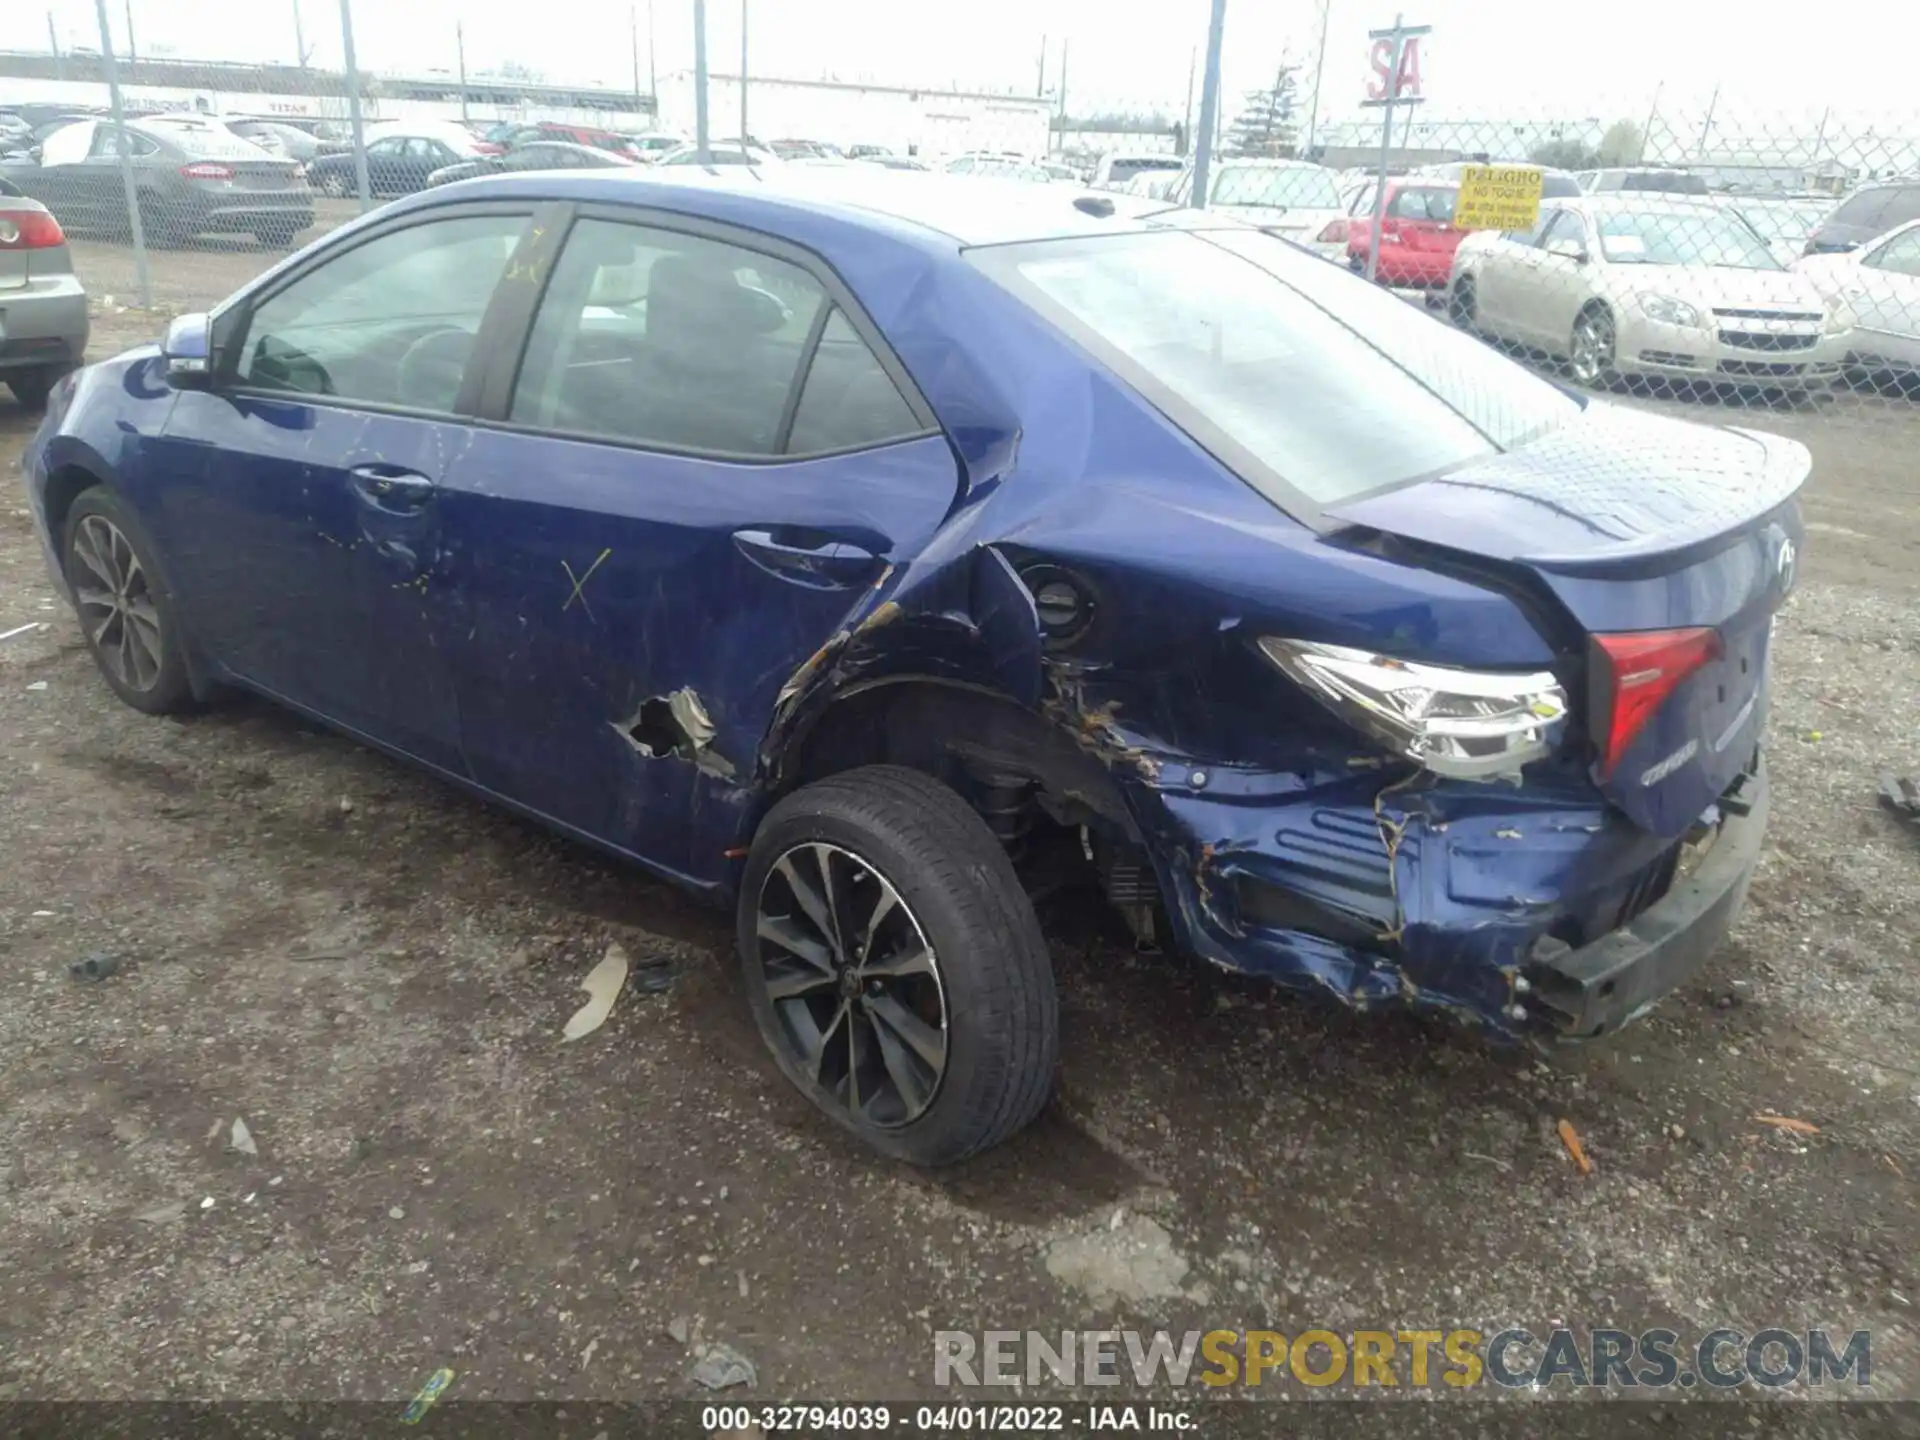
(231, 210), (528, 412)
(784, 309), (921, 455)
(507, 217), (828, 456)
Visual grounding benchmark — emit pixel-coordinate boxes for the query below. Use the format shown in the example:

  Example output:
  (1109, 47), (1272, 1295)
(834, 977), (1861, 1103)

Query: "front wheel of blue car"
(63, 488), (196, 716)
(739, 765), (1058, 1166)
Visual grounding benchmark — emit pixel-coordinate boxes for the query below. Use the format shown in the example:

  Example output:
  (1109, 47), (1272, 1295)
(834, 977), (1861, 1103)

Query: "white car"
(1448, 196), (1851, 391)
(1797, 218), (1920, 381)
(1167, 158), (1348, 257)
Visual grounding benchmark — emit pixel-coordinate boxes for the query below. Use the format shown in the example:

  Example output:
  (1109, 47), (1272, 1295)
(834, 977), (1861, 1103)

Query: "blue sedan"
(22, 169), (1804, 1164)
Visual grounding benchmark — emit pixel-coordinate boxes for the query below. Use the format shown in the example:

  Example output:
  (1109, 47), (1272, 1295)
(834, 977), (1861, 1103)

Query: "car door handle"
(732, 527), (882, 588)
(348, 464), (436, 513)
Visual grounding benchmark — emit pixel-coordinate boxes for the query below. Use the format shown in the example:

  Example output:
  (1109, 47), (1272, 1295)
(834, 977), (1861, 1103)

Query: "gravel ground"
(0, 239), (1916, 1419)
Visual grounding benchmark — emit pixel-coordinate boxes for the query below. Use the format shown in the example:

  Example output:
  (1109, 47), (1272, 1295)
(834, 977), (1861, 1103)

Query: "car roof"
(1212, 157), (1326, 169)
(431, 167), (1201, 247)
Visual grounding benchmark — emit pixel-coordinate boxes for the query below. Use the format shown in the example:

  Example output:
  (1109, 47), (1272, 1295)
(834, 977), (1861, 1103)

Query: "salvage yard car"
(10, 115), (313, 247)
(1797, 217), (1920, 385)
(0, 192), (87, 408)
(1449, 196), (1851, 391)
(23, 169), (1801, 1165)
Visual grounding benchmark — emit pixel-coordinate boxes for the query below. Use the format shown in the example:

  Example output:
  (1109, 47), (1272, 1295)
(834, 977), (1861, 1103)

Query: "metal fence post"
(92, 0), (151, 310)
(1190, 0), (1226, 208)
(694, 0), (711, 162)
(338, 0), (373, 210)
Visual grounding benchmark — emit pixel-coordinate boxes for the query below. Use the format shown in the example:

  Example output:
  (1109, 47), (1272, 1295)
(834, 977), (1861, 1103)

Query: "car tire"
(135, 196), (183, 249)
(1569, 304), (1619, 388)
(61, 487), (197, 716)
(7, 365), (67, 412)
(1448, 276), (1477, 330)
(318, 171), (350, 199)
(737, 765), (1058, 1167)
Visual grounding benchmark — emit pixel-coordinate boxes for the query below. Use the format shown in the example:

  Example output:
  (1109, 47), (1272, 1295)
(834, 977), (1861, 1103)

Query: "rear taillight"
(180, 162), (235, 181)
(0, 210), (65, 247)
(1589, 628), (1722, 778)
(1259, 638), (1568, 782)
(1317, 219), (1348, 243)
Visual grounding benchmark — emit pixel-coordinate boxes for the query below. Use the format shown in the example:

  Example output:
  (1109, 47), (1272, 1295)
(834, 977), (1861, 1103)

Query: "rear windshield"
(1389, 185), (1458, 222)
(971, 228), (1576, 510)
(1540, 173), (1583, 198)
(1212, 165), (1343, 210)
(1616, 171), (1709, 195)
(1108, 157), (1181, 184)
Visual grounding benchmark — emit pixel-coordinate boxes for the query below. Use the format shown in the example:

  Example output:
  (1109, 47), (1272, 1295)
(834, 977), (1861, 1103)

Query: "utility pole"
(48, 12), (64, 81)
(338, 0), (373, 210)
(1181, 46), (1195, 157)
(456, 21), (469, 124)
(647, 0), (657, 113)
(1694, 84), (1720, 164)
(1362, 14), (1428, 282)
(124, 0), (136, 62)
(93, 0), (149, 308)
(739, 0), (748, 144)
(1057, 38), (1069, 122)
(1036, 34), (1046, 98)
(292, 0), (311, 67)
(693, 0), (710, 162)
(1640, 81), (1663, 163)
(1190, 0), (1226, 208)
(1303, 0), (1330, 156)
(630, 6), (643, 116)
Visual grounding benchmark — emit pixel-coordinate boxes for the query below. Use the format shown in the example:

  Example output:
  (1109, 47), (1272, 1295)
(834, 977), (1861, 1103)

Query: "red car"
(1344, 179), (1463, 289)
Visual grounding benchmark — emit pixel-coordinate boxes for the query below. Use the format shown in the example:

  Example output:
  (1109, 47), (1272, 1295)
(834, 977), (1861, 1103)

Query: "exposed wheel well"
(41, 464), (103, 546)
(775, 678), (1138, 843)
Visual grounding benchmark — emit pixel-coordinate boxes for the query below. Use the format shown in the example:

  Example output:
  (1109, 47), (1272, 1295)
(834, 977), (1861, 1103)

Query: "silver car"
(0, 193), (86, 410)
(1449, 196), (1851, 390)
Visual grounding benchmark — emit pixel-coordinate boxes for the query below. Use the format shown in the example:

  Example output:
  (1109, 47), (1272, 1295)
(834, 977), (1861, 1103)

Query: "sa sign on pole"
(1365, 31), (1424, 101)
(1455, 164), (1544, 232)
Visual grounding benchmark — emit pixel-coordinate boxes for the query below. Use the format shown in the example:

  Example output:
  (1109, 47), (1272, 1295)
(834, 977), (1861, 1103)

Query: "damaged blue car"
(22, 169), (1802, 1165)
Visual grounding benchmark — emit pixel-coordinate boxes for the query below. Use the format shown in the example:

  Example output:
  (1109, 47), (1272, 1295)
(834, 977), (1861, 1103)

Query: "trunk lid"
(1325, 403), (1806, 838)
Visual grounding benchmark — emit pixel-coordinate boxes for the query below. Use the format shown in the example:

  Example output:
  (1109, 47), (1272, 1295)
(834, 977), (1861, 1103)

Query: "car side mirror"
(161, 312), (213, 389)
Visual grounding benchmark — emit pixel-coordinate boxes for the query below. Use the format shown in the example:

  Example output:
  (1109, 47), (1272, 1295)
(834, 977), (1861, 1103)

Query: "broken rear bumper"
(1524, 757), (1768, 1038)
(1124, 751), (1768, 1043)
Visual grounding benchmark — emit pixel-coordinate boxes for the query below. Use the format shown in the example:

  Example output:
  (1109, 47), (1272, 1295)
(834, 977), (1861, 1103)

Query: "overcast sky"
(5, 0), (1910, 129)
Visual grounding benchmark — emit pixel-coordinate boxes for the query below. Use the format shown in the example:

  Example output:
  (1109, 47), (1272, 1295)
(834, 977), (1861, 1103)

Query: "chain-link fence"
(4, 4), (1919, 422)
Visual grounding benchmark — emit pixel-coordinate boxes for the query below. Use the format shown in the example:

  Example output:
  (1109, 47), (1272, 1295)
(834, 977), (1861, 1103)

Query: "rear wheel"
(1448, 276), (1477, 329)
(62, 488), (196, 715)
(738, 766), (1057, 1166)
(318, 170), (351, 199)
(1569, 305), (1619, 388)
(6, 365), (65, 412)
(136, 196), (183, 249)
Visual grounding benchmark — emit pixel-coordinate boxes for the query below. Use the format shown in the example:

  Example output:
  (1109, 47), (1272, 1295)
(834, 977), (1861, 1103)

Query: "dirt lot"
(1, 231), (1917, 1419)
